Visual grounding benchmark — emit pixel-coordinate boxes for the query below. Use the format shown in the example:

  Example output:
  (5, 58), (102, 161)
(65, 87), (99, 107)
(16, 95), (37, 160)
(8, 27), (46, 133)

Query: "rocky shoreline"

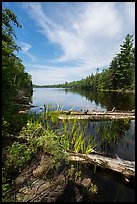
(12, 151), (96, 202)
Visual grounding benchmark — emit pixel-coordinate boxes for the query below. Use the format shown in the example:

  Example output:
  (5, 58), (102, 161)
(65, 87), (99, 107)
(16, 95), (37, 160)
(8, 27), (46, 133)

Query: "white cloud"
(124, 2), (135, 25)
(20, 42), (36, 62)
(22, 2), (135, 84)
(26, 62), (107, 85)
(20, 42), (31, 52)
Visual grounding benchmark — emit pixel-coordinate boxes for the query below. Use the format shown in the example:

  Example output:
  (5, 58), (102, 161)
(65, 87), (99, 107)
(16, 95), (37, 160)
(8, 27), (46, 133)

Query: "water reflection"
(81, 164), (135, 202)
(2, 89), (33, 138)
(32, 88), (106, 112)
(84, 119), (135, 161)
(32, 88), (135, 112)
(64, 88), (135, 111)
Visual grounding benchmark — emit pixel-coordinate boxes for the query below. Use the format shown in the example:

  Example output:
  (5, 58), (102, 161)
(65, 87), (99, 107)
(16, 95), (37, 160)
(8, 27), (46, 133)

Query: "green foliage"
(85, 137), (96, 154)
(89, 183), (98, 193)
(20, 108), (96, 155)
(7, 142), (34, 170)
(2, 8), (33, 201)
(2, 118), (10, 137)
(2, 141), (34, 201)
(2, 8), (33, 138)
(60, 118), (96, 154)
(109, 34), (134, 90)
(93, 163), (97, 174)
(2, 183), (15, 202)
(19, 111), (70, 169)
(66, 164), (82, 183)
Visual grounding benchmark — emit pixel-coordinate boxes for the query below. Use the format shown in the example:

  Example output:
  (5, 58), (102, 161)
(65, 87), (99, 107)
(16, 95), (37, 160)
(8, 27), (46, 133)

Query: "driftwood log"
(58, 110), (135, 120)
(69, 152), (135, 188)
(19, 104), (37, 114)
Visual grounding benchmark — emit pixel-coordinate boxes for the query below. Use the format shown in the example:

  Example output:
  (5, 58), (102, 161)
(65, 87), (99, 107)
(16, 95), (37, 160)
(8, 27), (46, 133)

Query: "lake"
(31, 88), (135, 112)
(30, 88), (135, 202)
(31, 88), (106, 112)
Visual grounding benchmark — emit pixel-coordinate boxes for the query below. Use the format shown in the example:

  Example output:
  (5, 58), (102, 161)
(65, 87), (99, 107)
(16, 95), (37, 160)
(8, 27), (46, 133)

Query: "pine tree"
(116, 34), (134, 90)
(108, 56), (119, 90)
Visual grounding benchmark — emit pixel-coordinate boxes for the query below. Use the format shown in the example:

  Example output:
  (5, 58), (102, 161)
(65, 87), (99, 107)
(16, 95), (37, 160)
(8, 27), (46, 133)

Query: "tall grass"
(26, 104), (96, 155)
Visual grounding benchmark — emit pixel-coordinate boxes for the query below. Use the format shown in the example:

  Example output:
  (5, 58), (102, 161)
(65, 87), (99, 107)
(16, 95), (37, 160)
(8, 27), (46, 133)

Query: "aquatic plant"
(89, 183), (98, 193)
(92, 119), (132, 152)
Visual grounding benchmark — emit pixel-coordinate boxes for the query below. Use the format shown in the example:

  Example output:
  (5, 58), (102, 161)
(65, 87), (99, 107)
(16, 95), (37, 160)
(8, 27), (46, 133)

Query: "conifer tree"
(116, 34), (134, 90)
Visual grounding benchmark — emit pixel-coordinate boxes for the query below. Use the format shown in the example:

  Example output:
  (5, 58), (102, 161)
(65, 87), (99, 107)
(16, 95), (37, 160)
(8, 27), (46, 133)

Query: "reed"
(27, 104), (97, 155)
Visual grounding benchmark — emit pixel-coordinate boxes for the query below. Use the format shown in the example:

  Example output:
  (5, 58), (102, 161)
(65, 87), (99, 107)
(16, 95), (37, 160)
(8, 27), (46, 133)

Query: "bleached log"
(61, 110), (135, 116)
(58, 114), (135, 120)
(58, 111), (135, 120)
(69, 152), (135, 179)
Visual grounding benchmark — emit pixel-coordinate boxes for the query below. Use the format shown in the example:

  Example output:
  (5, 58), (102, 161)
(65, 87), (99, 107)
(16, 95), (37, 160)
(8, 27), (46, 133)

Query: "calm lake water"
(30, 88), (135, 202)
(31, 88), (135, 112)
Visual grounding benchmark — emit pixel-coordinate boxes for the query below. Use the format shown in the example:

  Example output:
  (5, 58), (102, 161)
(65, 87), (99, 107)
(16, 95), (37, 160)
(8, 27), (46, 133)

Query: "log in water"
(58, 110), (135, 120)
(69, 152), (135, 187)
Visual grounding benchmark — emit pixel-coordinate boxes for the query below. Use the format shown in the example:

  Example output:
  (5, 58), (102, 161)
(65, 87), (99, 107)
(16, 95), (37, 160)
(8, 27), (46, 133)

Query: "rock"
(33, 157), (53, 178)
(33, 165), (47, 178)
(16, 175), (26, 185)
(74, 187), (83, 202)
(81, 178), (91, 188)
(37, 182), (51, 194)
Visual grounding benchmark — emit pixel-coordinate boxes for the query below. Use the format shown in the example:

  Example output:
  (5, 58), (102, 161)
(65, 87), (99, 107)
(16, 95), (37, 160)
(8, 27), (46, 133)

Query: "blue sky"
(2, 2), (135, 85)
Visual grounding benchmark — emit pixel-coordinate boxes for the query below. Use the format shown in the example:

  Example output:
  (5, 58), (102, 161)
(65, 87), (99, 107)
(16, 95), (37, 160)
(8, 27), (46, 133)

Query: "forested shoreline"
(34, 34), (135, 93)
(2, 8), (33, 138)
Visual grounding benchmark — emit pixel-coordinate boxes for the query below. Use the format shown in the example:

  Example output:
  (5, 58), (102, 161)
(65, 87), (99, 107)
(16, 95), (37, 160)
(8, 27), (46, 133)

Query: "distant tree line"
(34, 34), (135, 92)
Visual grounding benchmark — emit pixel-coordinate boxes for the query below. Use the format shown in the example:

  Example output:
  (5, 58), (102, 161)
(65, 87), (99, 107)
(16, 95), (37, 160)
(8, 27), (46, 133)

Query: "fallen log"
(22, 104), (37, 108)
(18, 104), (37, 114)
(19, 110), (28, 114)
(59, 114), (135, 120)
(61, 110), (135, 116)
(58, 110), (135, 120)
(69, 152), (135, 187)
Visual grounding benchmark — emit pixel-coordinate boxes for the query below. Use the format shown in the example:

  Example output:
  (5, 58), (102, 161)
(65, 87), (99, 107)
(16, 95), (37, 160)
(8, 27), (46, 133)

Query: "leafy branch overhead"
(2, 8), (33, 103)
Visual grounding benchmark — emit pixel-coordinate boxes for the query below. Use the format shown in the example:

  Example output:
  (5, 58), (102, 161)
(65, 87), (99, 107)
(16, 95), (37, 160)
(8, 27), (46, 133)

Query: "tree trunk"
(69, 152), (135, 187)
(58, 111), (135, 120)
